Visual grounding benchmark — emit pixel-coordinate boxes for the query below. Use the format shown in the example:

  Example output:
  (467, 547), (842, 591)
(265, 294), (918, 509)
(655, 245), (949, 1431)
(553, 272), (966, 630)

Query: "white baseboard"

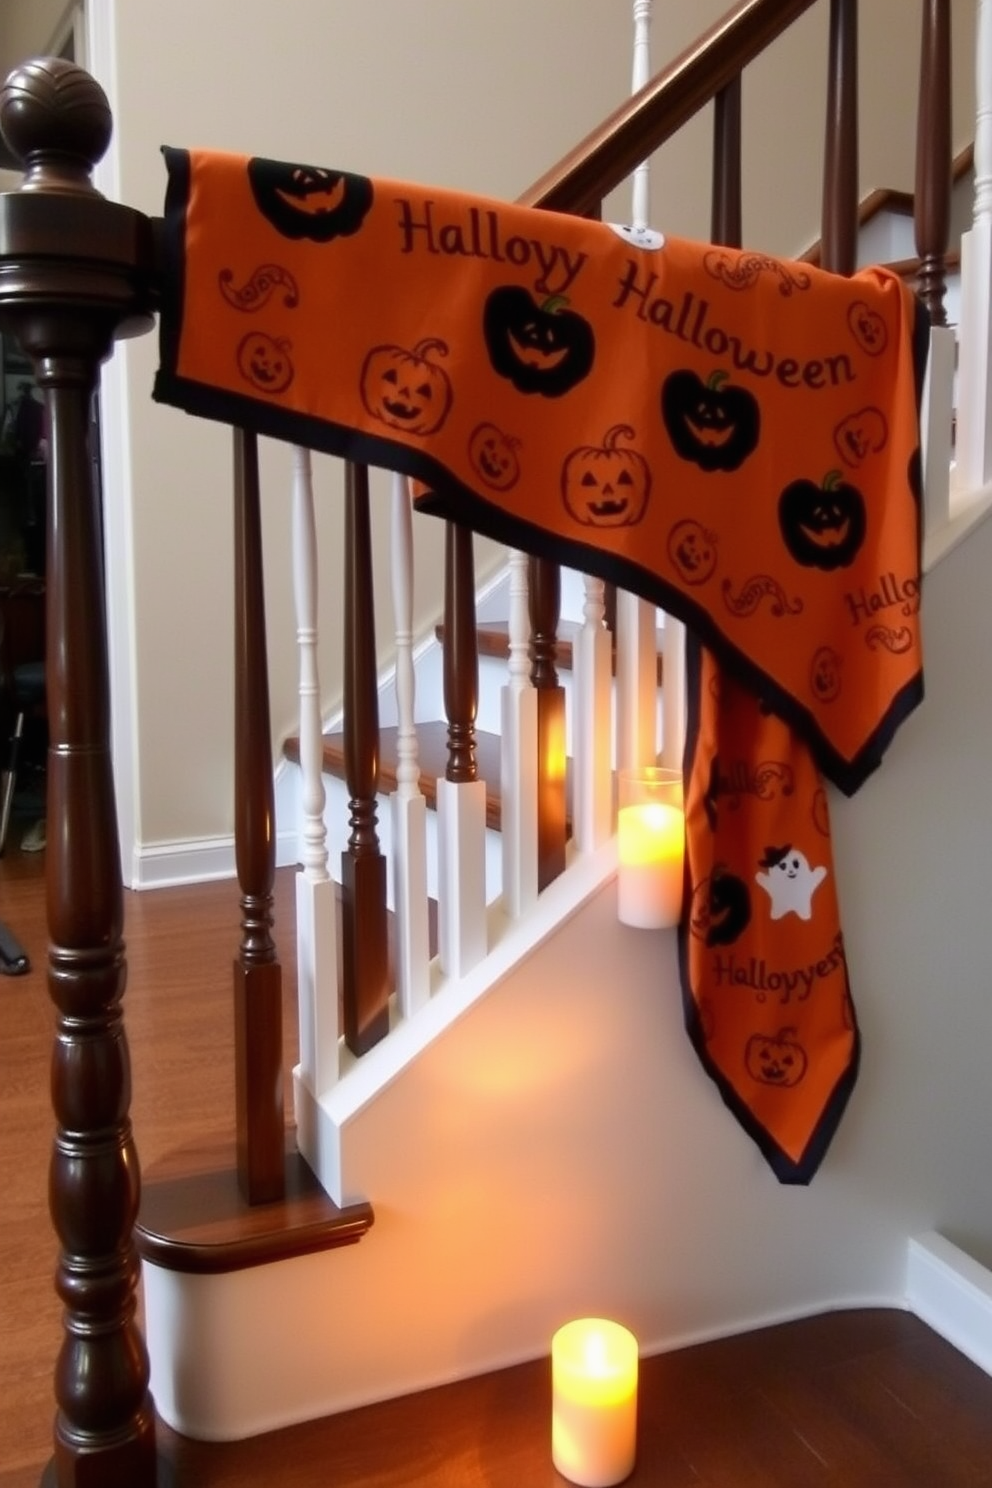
(905, 1231), (992, 1377)
(129, 827), (299, 890)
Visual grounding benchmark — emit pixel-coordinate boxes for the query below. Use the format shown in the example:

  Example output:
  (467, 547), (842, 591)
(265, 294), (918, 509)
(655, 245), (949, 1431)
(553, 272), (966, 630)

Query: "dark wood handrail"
(521, 0), (819, 214)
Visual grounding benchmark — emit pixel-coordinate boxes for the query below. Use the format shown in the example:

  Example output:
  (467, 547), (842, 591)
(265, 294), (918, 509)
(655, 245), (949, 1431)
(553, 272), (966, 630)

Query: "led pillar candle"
(616, 767), (684, 929)
(551, 1318), (639, 1487)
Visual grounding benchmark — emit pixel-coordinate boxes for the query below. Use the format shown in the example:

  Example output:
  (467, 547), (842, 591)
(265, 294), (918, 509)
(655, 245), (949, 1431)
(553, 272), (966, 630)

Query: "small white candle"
(551, 1318), (638, 1487)
(617, 800), (684, 929)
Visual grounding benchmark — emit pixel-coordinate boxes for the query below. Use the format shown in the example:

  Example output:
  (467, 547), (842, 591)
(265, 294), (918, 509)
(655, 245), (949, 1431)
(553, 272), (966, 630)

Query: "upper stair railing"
(0, 0), (972, 1480)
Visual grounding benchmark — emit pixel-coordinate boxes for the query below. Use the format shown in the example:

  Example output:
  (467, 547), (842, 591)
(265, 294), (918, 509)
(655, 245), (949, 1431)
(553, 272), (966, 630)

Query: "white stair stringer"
(293, 838), (617, 1207)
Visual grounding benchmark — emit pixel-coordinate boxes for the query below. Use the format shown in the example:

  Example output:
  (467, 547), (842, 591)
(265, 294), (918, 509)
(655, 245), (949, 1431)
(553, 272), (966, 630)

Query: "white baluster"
(659, 616), (686, 771)
(953, 0), (992, 496)
(390, 472), (430, 1016)
(631, 0), (653, 230)
(615, 591), (659, 770)
(291, 444), (339, 1097)
(616, 0), (664, 773)
(573, 573), (613, 851)
(974, 0), (992, 223)
(501, 549), (538, 916)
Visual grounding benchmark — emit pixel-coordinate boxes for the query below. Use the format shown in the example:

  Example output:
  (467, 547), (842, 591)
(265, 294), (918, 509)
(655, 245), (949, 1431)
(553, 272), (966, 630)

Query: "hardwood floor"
(3, 838), (992, 1486)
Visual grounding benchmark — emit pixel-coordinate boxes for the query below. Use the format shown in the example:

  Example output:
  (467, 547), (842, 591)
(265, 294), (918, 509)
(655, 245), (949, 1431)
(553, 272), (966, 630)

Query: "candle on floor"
(617, 767), (684, 929)
(551, 1318), (638, 1487)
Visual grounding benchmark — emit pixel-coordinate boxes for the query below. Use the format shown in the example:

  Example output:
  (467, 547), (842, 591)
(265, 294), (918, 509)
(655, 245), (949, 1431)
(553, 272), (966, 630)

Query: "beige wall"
(0, 0), (979, 862)
(0, 0), (75, 78)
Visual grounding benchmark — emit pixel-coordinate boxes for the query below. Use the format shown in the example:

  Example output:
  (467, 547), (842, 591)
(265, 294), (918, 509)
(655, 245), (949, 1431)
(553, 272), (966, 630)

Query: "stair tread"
(135, 1133), (374, 1274)
(286, 722), (504, 829)
(449, 618), (664, 682)
(285, 720), (575, 833)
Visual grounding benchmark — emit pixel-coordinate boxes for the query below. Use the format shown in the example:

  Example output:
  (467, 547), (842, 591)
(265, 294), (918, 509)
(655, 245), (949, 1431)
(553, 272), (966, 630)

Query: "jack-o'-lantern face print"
(237, 332), (294, 394)
(561, 425), (651, 527)
(690, 868), (751, 947)
(834, 406), (887, 468)
(668, 519), (718, 586)
(848, 301), (888, 357)
(810, 646), (842, 703)
(247, 157), (373, 242)
(360, 339), (453, 436)
(745, 1028), (808, 1087)
(483, 287), (595, 397)
(468, 423), (521, 491)
(662, 369), (760, 472)
(779, 470), (866, 570)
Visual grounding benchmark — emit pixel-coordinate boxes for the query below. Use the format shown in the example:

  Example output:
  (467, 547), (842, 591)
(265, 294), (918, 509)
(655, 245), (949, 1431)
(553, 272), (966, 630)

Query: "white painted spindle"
(631, 0), (653, 229)
(659, 616), (687, 771)
(573, 573), (613, 850)
(616, 0), (664, 772)
(291, 444), (339, 1095)
(501, 549), (538, 917)
(390, 472), (430, 1016)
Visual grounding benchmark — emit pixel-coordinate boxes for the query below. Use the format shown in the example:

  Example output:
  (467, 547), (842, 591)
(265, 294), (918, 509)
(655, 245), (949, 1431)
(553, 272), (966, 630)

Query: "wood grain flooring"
(3, 841), (992, 1486)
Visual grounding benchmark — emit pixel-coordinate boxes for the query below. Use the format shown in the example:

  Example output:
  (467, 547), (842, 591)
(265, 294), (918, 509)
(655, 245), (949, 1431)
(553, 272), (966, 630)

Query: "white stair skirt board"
(295, 839), (619, 1207)
(905, 1232), (992, 1378)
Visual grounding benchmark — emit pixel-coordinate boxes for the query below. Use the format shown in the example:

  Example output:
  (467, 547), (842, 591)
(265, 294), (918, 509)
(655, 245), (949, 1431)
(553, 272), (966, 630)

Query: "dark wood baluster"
(712, 73), (743, 246)
(341, 461), (389, 1055)
(915, 0), (951, 324)
(232, 427), (284, 1204)
(443, 519), (479, 786)
(604, 583), (618, 641)
(529, 555), (567, 891)
(0, 59), (159, 1487)
(821, 0), (859, 276)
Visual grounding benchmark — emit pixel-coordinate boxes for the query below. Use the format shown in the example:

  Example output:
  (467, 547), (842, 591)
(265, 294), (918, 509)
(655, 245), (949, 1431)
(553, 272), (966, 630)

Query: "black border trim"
(151, 373), (922, 800)
(158, 147), (190, 381)
(677, 633), (862, 1185)
(153, 149), (926, 800)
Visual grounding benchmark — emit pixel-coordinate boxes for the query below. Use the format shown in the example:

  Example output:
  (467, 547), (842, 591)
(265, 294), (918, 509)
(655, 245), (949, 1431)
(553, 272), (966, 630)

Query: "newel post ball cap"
(0, 57), (111, 190)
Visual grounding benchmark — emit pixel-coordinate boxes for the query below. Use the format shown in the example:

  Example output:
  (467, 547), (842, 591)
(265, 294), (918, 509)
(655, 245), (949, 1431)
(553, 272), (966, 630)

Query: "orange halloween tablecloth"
(155, 149), (929, 1182)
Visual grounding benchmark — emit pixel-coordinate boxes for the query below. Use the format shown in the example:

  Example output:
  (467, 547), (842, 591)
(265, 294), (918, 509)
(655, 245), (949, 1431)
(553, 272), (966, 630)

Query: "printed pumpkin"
(468, 422), (521, 491)
(360, 338), (453, 436)
(247, 157), (373, 242)
(745, 1028), (808, 1087)
(779, 469), (866, 570)
(662, 368), (760, 472)
(668, 518), (718, 586)
(690, 868), (752, 948)
(561, 425), (651, 527)
(237, 331), (294, 394)
(483, 287), (595, 397)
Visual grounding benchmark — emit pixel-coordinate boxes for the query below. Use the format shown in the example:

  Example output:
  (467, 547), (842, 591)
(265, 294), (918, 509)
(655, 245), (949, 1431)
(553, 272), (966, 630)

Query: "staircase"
(148, 0), (992, 1445)
(8, 0), (992, 1480)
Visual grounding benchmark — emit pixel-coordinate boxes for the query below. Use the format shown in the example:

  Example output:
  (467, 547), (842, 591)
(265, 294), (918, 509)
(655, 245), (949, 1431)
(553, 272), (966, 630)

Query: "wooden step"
(136, 1131), (374, 1275)
(285, 721), (505, 830)
(285, 719), (575, 835)
(442, 619), (664, 684)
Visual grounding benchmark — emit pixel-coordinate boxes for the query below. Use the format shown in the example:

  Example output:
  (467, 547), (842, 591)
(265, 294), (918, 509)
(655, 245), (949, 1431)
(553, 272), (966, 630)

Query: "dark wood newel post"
(0, 59), (160, 1488)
